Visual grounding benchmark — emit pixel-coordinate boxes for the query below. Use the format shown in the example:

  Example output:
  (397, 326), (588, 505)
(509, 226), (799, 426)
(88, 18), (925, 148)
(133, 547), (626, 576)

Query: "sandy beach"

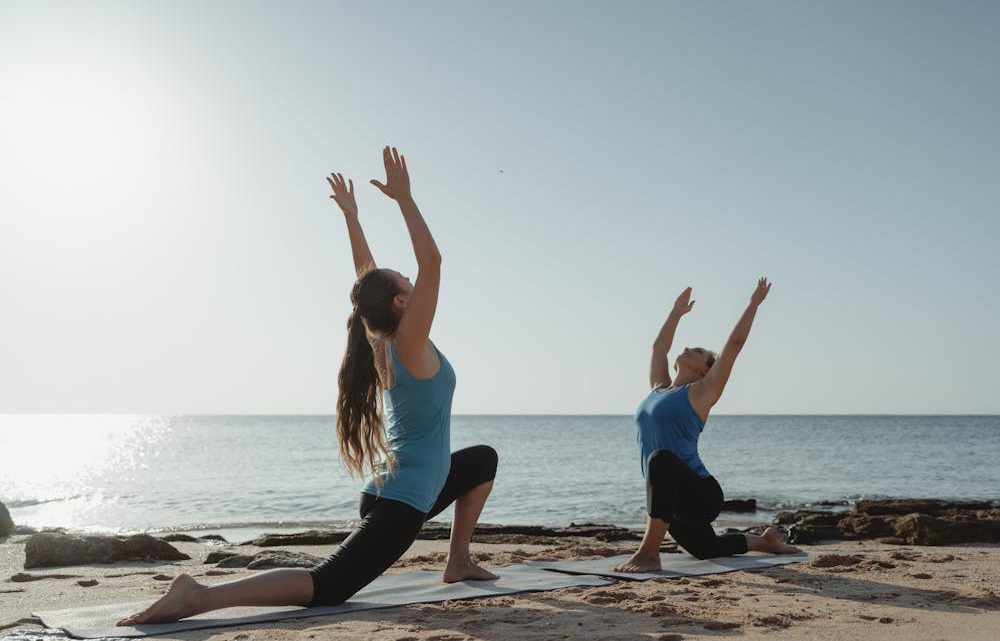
(2, 531), (998, 641)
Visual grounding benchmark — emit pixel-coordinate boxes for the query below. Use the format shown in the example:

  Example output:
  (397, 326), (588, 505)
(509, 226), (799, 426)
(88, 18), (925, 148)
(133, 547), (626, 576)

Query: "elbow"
(726, 336), (747, 350)
(418, 251), (442, 270)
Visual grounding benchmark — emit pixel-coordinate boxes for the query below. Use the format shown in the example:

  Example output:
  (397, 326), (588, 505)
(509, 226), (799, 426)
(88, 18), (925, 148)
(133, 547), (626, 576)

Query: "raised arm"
(327, 172), (376, 277)
(370, 147), (442, 373)
(649, 287), (695, 388)
(691, 278), (771, 412)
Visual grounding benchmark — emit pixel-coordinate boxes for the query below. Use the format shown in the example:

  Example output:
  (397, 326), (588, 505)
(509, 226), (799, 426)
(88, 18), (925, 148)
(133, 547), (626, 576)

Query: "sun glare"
(0, 45), (203, 264)
(0, 415), (171, 530)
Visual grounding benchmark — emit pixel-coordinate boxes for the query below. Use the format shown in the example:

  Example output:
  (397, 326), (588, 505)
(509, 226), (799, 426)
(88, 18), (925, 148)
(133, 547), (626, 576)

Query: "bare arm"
(327, 172), (375, 277)
(690, 278), (771, 412)
(649, 287), (695, 388)
(370, 147), (442, 375)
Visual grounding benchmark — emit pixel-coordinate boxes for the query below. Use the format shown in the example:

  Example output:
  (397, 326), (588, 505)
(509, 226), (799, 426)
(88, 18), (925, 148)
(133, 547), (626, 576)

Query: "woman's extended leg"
(118, 570), (313, 626)
(119, 496), (425, 625)
(424, 445), (499, 582)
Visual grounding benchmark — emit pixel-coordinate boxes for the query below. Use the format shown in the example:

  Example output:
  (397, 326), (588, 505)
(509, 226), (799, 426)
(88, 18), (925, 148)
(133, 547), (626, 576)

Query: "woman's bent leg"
(309, 495), (425, 605)
(668, 521), (748, 560)
(615, 449), (697, 573)
(424, 445), (499, 582)
(613, 515), (668, 573)
(668, 474), (749, 559)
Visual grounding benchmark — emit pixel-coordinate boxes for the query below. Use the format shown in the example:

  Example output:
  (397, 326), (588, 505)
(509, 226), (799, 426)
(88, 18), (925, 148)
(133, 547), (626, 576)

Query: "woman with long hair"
(119, 147), (498, 625)
(614, 279), (800, 573)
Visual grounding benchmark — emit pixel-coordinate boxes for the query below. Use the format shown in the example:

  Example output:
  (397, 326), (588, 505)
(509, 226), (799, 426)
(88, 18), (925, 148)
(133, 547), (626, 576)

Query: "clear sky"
(2, 1), (998, 414)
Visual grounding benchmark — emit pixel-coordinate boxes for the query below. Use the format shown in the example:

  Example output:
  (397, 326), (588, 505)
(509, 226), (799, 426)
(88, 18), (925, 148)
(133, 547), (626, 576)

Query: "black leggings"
(308, 444), (498, 606)
(646, 449), (748, 560)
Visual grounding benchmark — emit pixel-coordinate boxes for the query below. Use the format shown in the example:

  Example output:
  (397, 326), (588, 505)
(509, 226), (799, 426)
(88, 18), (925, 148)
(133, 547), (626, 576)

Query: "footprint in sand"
(702, 621), (741, 630)
(8, 573), (82, 582)
(927, 554), (957, 563)
(749, 614), (791, 628)
(810, 554), (862, 568)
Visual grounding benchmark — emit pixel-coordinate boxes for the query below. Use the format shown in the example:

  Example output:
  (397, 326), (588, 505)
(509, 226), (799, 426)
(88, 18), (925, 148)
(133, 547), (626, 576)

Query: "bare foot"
(613, 551), (661, 573)
(443, 558), (499, 583)
(761, 526), (802, 555)
(117, 574), (204, 626)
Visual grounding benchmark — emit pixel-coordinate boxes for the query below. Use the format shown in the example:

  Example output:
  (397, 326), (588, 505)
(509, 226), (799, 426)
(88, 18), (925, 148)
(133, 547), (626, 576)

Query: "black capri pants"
(646, 449), (748, 560)
(308, 444), (498, 606)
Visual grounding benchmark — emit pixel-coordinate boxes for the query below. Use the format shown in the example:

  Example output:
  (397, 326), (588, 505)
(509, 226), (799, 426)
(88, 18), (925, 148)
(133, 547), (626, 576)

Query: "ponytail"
(336, 269), (401, 483)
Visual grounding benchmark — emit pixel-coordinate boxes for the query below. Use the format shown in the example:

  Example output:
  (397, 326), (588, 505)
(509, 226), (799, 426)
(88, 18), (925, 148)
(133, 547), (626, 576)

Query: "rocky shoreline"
(777, 499), (1000, 545)
(2, 498), (998, 571)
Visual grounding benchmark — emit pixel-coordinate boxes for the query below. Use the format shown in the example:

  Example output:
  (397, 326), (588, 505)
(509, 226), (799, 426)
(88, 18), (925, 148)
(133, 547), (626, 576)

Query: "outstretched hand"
(673, 286), (695, 316)
(750, 278), (771, 306)
(326, 172), (358, 218)
(370, 146), (412, 202)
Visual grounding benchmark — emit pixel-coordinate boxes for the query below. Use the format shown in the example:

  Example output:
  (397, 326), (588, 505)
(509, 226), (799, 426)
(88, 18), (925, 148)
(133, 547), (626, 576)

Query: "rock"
(215, 554), (255, 568)
(245, 523), (643, 547)
(160, 534), (199, 543)
(209, 550), (321, 570)
(205, 551), (239, 564)
(424, 523), (640, 544)
(810, 554), (862, 568)
(24, 533), (190, 569)
(0, 502), (14, 538)
(246, 530), (350, 547)
(786, 512), (846, 544)
(246, 551), (323, 570)
(76, 579), (99, 587)
(152, 574), (173, 581)
(13, 526), (38, 535)
(777, 499), (1000, 546)
(774, 510), (834, 525)
(722, 499), (757, 513)
(854, 499), (992, 516)
(198, 534), (228, 543)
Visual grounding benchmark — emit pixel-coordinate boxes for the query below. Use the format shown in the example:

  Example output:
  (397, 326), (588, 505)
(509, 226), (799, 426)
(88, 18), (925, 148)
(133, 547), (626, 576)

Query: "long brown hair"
(336, 268), (402, 481)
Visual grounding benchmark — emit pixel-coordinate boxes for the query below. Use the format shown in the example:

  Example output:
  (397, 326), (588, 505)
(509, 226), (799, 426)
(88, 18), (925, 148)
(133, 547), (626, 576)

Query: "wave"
(147, 519), (360, 535)
(3, 495), (85, 509)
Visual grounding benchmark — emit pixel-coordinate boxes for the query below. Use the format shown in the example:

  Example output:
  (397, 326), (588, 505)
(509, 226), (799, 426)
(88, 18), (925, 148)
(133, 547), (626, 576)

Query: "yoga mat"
(531, 552), (809, 581)
(35, 564), (612, 639)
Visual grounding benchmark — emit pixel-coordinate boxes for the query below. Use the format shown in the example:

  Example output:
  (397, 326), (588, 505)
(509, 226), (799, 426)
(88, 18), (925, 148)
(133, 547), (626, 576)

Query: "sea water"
(2, 415), (998, 537)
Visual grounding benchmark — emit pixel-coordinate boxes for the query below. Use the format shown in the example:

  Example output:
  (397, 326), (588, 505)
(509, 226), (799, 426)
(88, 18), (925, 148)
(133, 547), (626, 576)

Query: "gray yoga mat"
(34, 564), (612, 639)
(531, 552), (809, 581)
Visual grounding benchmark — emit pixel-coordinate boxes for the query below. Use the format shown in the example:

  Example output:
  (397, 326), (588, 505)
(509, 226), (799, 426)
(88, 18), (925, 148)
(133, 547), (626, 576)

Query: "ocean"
(2, 415), (998, 540)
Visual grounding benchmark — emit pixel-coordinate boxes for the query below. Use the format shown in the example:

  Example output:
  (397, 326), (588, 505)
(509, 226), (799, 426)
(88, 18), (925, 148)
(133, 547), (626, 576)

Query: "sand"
(2, 535), (998, 640)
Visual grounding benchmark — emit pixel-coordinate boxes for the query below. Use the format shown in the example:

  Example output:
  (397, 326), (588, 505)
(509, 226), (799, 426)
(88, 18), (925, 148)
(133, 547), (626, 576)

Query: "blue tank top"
(362, 340), (455, 512)
(634, 384), (710, 478)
